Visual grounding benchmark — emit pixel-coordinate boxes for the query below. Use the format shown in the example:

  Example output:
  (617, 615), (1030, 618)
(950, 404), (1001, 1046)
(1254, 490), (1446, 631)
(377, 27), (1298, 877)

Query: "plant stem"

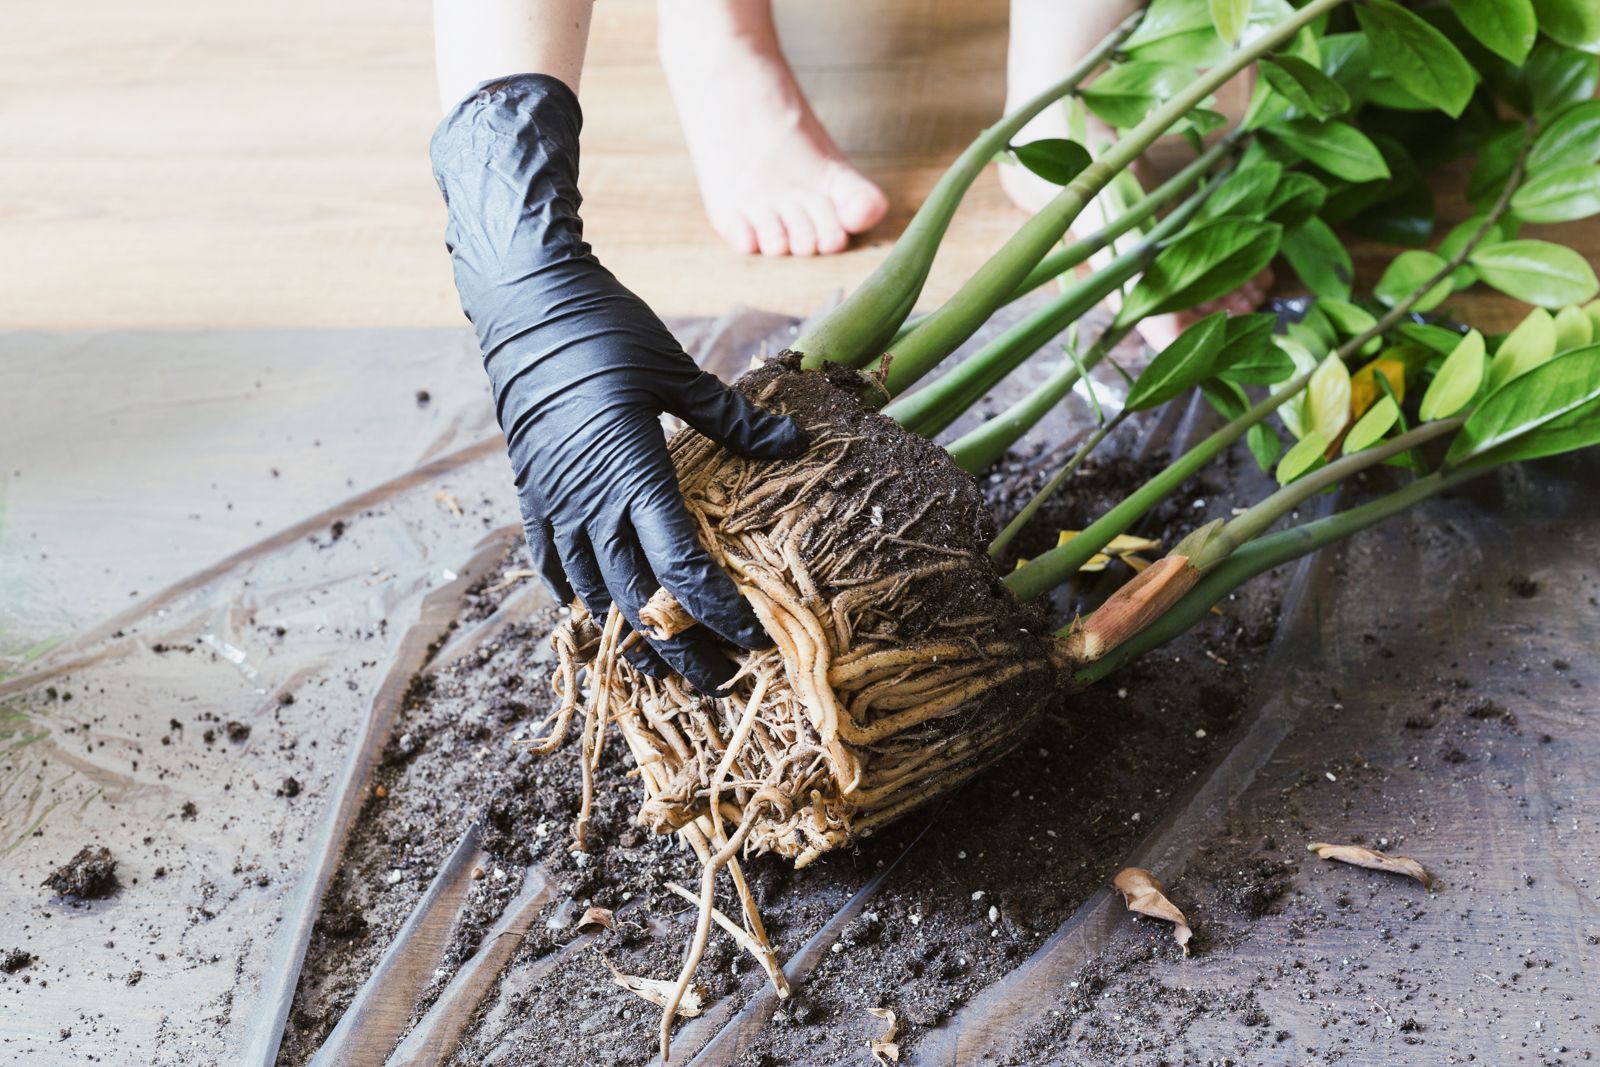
(1003, 123), (1531, 602)
(881, 189), (1210, 435)
(1191, 414), (1467, 570)
(794, 11), (1144, 371)
(946, 321), (1136, 475)
(990, 410), (1129, 557)
(878, 0), (1347, 385)
(1069, 468), (1482, 684)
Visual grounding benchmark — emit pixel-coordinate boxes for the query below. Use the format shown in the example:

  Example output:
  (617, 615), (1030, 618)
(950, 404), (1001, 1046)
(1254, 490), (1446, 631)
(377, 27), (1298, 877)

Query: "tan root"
(535, 369), (1063, 1058)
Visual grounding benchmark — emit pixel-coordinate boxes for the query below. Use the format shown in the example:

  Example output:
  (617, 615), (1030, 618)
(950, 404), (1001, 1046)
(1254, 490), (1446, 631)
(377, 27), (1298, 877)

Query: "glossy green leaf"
(1343, 396), (1401, 454)
(1488, 307), (1558, 393)
(1081, 61), (1194, 128)
(1248, 422), (1283, 471)
(1198, 163), (1284, 222)
(1281, 218), (1355, 301)
(1011, 139), (1093, 186)
(1526, 42), (1600, 117)
(1451, 0), (1537, 64)
(1217, 314), (1294, 384)
(1399, 323), (1472, 356)
(1319, 298), (1382, 356)
(1511, 164), (1600, 223)
(1356, 0), (1477, 117)
(1375, 250), (1453, 312)
(1533, 0), (1600, 54)
(1210, 0), (1250, 44)
(1115, 220), (1283, 326)
(1470, 240), (1600, 308)
(1447, 344), (1600, 467)
(1529, 100), (1600, 172)
(1420, 329), (1486, 420)
(1435, 214), (1505, 290)
(1284, 353), (1354, 445)
(1319, 32), (1374, 104)
(1264, 172), (1326, 227)
(1124, 0), (1215, 50)
(1126, 312), (1228, 411)
(1277, 430), (1330, 484)
(1267, 120), (1391, 182)
(1262, 55), (1351, 118)
(1553, 304), (1595, 352)
(1469, 123), (1532, 207)
(1584, 298), (1600, 339)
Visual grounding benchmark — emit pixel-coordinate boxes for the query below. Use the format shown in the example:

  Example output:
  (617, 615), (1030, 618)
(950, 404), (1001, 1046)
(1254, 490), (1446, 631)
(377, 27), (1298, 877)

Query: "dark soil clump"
(42, 845), (120, 901)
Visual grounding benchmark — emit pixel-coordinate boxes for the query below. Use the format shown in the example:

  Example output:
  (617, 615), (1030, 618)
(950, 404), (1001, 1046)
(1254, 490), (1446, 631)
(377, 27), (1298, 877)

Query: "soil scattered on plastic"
(42, 846), (120, 901)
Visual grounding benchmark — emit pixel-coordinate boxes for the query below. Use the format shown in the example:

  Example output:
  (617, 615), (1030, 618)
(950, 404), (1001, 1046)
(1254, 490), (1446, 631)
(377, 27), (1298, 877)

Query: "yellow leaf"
(1349, 354), (1407, 421)
(1104, 533), (1162, 556)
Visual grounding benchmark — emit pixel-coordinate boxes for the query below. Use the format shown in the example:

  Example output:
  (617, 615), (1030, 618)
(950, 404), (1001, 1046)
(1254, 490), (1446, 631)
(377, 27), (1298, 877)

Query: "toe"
(749, 209), (789, 257)
(803, 194), (850, 255)
(779, 203), (819, 257)
(826, 164), (889, 236)
(712, 211), (759, 256)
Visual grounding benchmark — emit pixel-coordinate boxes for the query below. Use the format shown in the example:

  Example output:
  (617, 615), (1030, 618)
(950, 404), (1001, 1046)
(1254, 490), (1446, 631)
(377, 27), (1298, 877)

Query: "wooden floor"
(2, 0), (1592, 332)
(0, 0), (1019, 330)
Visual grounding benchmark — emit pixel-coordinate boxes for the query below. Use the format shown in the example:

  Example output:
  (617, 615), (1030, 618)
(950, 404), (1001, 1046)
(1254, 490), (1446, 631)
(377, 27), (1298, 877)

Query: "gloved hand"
(431, 73), (808, 691)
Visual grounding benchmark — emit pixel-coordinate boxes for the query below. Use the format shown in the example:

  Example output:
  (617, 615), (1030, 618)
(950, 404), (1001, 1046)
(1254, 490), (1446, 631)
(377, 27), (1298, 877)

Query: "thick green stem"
(880, 172), (1216, 415)
(1003, 370), (1311, 600)
(1192, 415), (1466, 570)
(794, 11), (1143, 370)
(990, 411), (1128, 557)
(1011, 134), (1242, 301)
(1069, 469), (1481, 684)
(946, 322), (1135, 475)
(880, 0), (1346, 385)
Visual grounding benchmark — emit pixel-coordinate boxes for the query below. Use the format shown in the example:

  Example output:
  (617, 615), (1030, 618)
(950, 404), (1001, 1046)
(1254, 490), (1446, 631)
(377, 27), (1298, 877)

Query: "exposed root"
(536, 363), (1065, 1056)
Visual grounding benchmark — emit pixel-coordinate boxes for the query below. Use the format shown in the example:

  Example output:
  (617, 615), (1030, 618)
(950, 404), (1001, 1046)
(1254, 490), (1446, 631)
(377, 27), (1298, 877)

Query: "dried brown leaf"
(867, 1006), (900, 1065)
(602, 960), (705, 1017)
(1307, 842), (1432, 889)
(576, 906), (615, 932)
(1113, 867), (1193, 954)
(433, 489), (464, 518)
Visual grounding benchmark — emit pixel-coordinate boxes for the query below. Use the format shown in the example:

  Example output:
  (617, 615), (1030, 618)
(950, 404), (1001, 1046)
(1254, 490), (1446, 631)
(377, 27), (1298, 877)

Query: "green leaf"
(1447, 344), (1600, 467)
(1281, 218), (1355, 301)
(1554, 304), (1595, 351)
(1450, 0), (1537, 64)
(1319, 32), (1374, 105)
(1116, 220), (1283, 326)
(1267, 119), (1391, 182)
(1277, 430), (1330, 484)
(1081, 61), (1194, 128)
(1198, 163), (1284, 222)
(1248, 422), (1283, 471)
(1125, 0), (1216, 51)
(1375, 250), (1452, 313)
(1435, 214), (1505, 290)
(1583, 298), (1600, 339)
(1262, 55), (1352, 118)
(1420, 329), (1486, 420)
(1470, 240), (1600, 308)
(1530, 101), (1600, 172)
(1319, 298), (1382, 356)
(1011, 139), (1093, 186)
(1283, 353), (1354, 444)
(1488, 307), (1558, 393)
(1218, 314), (1295, 384)
(1264, 172), (1327, 227)
(1399, 323), (1472, 356)
(1533, 0), (1600, 54)
(1511, 164), (1600, 223)
(1469, 123), (1532, 207)
(1526, 42), (1600, 117)
(1343, 396), (1401, 454)
(1210, 0), (1250, 44)
(1356, 0), (1478, 117)
(1126, 312), (1229, 411)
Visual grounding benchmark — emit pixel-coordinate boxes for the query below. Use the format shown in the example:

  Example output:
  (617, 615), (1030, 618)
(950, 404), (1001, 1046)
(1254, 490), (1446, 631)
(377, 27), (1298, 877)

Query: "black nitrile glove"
(430, 74), (808, 692)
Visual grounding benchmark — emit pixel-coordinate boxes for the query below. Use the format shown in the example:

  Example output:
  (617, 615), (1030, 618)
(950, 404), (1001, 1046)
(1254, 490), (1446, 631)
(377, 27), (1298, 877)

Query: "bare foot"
(658, 0), (888, 257)
(1002, 0), (1266, 351)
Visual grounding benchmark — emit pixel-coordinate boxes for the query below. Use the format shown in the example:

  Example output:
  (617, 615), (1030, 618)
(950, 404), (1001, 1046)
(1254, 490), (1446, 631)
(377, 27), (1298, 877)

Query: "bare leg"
(1002, 0), (1268, 351)
(657, 0), (889, 257)
(433, 0), (594, 109)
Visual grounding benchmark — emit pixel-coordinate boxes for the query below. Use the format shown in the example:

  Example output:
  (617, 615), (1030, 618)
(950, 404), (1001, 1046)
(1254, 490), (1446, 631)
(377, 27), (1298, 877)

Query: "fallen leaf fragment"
(433, 489), (464, 518)
(603, 959), (704, 1017)
(484, 568), (537, 594)
(576, 906), (615, 932)
(1307, 842), (1432, 889)
(867, 1006), (900, 1065)
(1113, 867), (1193, 954)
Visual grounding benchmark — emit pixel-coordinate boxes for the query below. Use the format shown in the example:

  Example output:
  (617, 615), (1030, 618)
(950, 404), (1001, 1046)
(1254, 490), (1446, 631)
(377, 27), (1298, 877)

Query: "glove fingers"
(589, 514), (739, 694)
(522, 514), (575, 605)
(552, 522), (668, 679)
(669, 370), (809, 461)
(630, 484), (770, 651)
